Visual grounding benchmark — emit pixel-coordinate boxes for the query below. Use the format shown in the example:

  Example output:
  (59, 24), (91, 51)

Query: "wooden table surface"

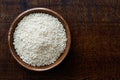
(0, 0), (120, 80)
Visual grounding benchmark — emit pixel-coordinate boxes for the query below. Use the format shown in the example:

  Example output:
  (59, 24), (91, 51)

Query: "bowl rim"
(8, 7), (71, 71)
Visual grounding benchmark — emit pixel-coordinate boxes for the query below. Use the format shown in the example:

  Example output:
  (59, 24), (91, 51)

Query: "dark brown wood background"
(0, 0), (120, 80)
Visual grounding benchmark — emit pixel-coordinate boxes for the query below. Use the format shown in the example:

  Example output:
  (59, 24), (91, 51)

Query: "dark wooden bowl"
(8, 8), (71, 71)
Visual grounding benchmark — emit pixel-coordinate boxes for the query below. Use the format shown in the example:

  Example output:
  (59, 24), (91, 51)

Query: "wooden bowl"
(8, 8), (71, 71)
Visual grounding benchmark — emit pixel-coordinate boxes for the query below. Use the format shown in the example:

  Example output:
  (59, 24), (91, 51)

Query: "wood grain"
(0, 0), (120, 79)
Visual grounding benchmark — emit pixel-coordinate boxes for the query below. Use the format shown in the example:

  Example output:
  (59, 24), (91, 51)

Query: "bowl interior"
(8, 8), (71, 71)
